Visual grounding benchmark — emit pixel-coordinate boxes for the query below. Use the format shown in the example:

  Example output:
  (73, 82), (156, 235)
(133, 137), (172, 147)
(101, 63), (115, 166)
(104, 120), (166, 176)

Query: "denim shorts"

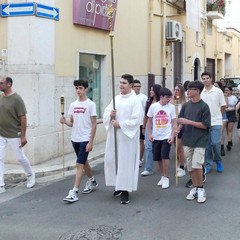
(71, 141), (89, 164)
(226, 110), (236, 122)
(222, 112), (227, 121)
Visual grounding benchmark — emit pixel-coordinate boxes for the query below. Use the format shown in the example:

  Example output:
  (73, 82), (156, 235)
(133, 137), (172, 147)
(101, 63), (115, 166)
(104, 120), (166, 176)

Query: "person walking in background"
(141, 84), (161, 176)
(178, 81), (211, 203)
(0, 76), (35, 193)
(220, 78), (226, 88)
(172, 83), (186, 177)
(103, 74), (143, 204)
(60, 80), (97, 203)
(201, 72), (226, 174)
(214, 81), (228, 156)
(235, 100), (240, 142)
(183, 80), (190, 101)
(147, 87), (176, 189)
(133, 79), (148, 167)
(224, 86), (238, 151)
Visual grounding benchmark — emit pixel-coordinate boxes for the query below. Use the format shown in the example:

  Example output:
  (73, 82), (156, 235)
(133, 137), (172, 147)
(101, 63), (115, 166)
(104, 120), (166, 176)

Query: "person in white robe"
(103, 74), (143, 204)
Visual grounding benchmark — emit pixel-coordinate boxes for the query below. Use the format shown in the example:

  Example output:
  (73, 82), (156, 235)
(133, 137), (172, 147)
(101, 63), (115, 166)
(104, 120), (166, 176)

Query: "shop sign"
(73, 0), (118, 31)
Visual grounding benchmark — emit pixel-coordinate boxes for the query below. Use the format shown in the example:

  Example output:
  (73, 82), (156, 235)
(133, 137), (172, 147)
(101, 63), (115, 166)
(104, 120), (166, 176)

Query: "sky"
(222, 0), (240, 31)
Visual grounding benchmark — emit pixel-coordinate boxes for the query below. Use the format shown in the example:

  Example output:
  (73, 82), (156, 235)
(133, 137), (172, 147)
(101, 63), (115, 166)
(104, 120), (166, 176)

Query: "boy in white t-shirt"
(133, 79), (148, 167)
(60, 80), (97, 202)
(147, 87), (176, 189)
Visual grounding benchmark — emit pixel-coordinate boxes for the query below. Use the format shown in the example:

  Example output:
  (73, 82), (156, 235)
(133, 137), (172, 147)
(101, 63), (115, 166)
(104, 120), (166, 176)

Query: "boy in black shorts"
(147, 88), (176, 189)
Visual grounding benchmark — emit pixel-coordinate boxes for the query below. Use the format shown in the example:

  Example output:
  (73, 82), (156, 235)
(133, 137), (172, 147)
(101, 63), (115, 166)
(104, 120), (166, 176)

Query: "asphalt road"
(0, 134), (240, 240)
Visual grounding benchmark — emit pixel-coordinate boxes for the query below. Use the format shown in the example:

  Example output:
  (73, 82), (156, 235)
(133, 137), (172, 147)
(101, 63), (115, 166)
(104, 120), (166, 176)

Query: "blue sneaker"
(216, 162), (223, 173)
(205, 166), (212, 174)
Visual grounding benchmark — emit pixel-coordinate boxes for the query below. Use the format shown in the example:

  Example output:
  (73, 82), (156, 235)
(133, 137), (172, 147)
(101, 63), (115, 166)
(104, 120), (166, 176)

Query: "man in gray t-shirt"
(0, 76), (35, 193)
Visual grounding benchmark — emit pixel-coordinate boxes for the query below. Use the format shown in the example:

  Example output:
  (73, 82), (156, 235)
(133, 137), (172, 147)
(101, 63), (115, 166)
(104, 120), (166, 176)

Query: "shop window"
(79, 53), (102, 118)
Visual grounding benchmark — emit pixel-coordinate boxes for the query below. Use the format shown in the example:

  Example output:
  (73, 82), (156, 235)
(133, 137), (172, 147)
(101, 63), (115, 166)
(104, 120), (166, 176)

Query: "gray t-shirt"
(0, 93), (27, 138)
(180, 99), (211, 148)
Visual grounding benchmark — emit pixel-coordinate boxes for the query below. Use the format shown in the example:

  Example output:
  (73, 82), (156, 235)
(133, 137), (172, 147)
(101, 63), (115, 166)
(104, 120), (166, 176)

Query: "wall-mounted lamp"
(185, 55), (192, 62)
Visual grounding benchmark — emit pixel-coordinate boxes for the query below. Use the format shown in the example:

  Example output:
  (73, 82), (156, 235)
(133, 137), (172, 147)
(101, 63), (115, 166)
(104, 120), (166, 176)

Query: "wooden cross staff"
(175, 96), (179, 186)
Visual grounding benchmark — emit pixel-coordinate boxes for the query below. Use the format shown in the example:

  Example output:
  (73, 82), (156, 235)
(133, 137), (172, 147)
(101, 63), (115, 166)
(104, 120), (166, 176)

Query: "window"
(207, 21), (213, 35)
(196, 31), (200, 45)
(79, 53), (102, 118)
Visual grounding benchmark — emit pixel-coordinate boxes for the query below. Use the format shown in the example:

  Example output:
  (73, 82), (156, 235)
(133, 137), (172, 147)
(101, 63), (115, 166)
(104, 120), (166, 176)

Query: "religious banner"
(73, 0), (118, 31)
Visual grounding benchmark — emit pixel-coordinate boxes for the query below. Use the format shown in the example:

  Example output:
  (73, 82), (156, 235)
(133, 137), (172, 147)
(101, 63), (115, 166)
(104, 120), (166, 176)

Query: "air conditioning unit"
(166, 20), (183, 42)
(167, 0), (185, 9)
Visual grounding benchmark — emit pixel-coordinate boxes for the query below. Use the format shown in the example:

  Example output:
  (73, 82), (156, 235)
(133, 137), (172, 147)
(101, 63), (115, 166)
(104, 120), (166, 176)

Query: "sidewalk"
(4, 141), (106, 183)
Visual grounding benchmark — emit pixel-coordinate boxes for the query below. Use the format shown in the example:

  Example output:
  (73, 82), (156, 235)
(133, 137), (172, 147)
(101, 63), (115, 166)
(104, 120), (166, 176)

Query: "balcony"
(207, 0), (225, 20)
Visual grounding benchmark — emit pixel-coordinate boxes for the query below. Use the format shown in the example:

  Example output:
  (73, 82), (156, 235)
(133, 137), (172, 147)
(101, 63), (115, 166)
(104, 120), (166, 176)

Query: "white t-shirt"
(68, 98), (97, 142)
(226, 95), (238, 111)
(136, 92), (148, 124)
(201, 85), (226, 126)
(147, 102), (176, 140)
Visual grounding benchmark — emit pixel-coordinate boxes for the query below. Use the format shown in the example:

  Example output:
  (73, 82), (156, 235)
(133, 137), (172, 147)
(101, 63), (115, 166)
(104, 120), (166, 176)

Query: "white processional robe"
(103, 91), (143, 192)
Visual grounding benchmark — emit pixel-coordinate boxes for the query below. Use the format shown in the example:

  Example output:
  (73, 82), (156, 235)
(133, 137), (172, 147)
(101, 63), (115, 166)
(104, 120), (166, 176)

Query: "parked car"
(224, 77), (240, 96)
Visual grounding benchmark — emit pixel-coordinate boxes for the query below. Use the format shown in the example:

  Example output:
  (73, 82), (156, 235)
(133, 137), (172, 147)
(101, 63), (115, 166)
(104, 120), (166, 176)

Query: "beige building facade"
(0, 0), (239, 165)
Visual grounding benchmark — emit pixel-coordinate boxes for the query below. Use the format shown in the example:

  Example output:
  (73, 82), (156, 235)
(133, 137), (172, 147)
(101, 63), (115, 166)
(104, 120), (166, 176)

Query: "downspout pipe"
(148, 0), (153, 73)
(162, 0), (166, 87)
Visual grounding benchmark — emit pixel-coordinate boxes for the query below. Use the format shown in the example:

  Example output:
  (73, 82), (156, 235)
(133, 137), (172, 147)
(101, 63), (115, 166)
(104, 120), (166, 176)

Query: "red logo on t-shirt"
(155, 110), (169, 128)
(74, 107), (86, 113)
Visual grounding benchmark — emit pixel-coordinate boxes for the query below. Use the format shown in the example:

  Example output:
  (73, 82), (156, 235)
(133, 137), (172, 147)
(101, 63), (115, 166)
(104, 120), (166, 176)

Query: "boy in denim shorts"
(60, 80), (97, 203)
(147, 87), (176, 189)
(178, 81), (211, 203)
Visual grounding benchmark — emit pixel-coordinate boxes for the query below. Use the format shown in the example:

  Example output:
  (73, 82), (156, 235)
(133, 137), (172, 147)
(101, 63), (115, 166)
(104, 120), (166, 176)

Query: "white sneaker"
(141, 170), (153, 176)
(139, 159), (144, 167)
(63, 190), (79, 203)
(0, 186), (5, 194)
(162, 177), (170, 189)
(197, 188), (206, 203)
(157, 177), (163, 186)
(186, 187), (197, 200)
(27, 172), (35, 188)
(177, 168), (186, 177)
(82, 179), (98, 194)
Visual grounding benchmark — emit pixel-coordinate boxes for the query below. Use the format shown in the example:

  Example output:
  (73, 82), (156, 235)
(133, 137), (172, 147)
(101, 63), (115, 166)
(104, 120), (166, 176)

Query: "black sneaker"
(226, 142), (231, 151)
(113, 190), (122, 197)
(185, 179), (193, 188)
(221, 148), (225, 156)
(120, 191), (130, 204)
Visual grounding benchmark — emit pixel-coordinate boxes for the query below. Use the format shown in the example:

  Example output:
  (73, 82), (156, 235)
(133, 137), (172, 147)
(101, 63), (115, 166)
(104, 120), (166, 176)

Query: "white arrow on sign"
(36, 5), (59, 18)
(2, 5), (34, 16)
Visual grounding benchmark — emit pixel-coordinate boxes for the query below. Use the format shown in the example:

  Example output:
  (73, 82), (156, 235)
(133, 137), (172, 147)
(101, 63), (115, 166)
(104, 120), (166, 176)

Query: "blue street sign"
(1, 2), (35, 17)
(35, 3), (59, 21)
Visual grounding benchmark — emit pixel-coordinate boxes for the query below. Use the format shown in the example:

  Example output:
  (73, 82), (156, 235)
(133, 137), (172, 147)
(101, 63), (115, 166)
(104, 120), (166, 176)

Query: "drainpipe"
(148, 0), (153, 73)
(203, 0), (207, 71)
(162, 0), (166, 87)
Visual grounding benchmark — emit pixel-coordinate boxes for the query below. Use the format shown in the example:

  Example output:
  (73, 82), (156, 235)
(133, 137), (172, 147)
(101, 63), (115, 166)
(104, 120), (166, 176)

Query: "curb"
(4, 153), (105, 184)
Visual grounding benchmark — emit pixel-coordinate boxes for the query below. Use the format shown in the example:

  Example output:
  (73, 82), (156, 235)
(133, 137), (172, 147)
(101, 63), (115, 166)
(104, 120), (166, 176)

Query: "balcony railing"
(207, 0), (225, 20)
